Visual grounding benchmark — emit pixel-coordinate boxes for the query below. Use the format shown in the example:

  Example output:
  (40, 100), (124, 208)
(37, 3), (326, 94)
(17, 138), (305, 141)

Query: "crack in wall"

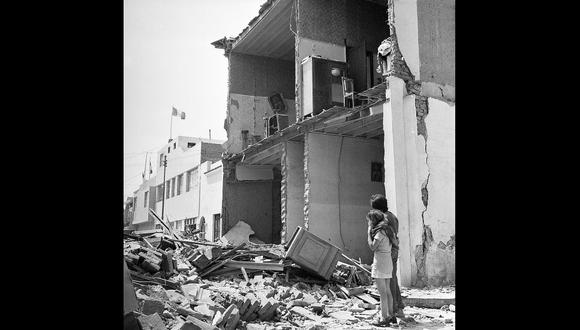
(414, 94), (432, 287)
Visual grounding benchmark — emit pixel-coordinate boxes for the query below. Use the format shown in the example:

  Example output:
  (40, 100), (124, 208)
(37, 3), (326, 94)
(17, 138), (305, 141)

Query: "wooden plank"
(338, 286), (365, 297)
(129, 270), (180, 290)
(224, 260), (284, 272)
(134, 229), (163, 236)
(340, 253), (371, 275)
(353, 293), (379, 305)
(240, 267), (249, 282)
(199, 258), (233, 278)
(166, 238), (223, 247)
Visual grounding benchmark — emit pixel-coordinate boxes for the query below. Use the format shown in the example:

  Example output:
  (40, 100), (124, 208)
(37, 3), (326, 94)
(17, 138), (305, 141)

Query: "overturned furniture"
(285, 226), (341, 280)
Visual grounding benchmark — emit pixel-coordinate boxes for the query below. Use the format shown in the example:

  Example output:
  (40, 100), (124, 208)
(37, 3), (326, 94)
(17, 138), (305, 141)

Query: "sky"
(124, 0), (264, 200)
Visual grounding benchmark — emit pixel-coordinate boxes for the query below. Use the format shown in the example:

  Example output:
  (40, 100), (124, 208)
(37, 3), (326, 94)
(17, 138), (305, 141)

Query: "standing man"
(370, 194), (405, 318)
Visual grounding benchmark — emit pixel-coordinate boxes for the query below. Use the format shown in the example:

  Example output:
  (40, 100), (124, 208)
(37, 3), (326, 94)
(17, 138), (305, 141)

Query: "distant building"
(131, 136), (225, 241)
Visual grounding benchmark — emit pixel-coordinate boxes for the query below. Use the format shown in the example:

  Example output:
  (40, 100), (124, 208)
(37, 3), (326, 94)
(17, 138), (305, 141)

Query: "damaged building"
(212, 0), (454, 287)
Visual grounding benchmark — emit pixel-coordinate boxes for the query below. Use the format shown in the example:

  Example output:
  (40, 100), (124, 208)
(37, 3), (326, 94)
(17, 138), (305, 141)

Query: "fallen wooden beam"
(134, 229), (163, 236)
(353, 293), (379, 305)
(224, 260), (284, 272)
(166, 238), (223, 247)
(208, 266), (262, 277)
(199, 258), (233, 278)
(338, 285), (365, 297)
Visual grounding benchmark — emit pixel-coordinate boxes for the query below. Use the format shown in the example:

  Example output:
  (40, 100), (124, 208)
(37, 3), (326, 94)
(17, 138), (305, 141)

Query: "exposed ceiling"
(232, 0), (295, 61)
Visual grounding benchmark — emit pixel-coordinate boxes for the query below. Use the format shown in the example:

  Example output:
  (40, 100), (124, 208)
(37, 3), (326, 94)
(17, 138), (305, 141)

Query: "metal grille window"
(171, 178), (176, 197)
(186, 170), (191, 192)
(166, 180), (171, 199)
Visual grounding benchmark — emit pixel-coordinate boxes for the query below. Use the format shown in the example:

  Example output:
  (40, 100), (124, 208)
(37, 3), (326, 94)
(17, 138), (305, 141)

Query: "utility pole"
(161, 155), (168, 220)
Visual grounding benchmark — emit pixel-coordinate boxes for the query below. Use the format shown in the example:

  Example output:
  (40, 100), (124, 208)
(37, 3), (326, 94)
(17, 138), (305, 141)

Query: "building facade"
(131, 136), (225, 242)
(213, 0), (454, 287)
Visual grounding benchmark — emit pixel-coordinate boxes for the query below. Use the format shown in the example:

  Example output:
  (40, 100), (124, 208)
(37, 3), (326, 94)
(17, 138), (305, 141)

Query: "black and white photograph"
(123, 0), (455, 329)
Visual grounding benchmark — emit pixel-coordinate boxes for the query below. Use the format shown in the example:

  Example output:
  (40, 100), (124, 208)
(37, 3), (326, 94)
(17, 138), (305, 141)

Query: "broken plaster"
(415, 92), (433, 287)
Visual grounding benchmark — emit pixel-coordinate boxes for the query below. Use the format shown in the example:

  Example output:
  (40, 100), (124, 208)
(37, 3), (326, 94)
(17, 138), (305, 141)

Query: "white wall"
(393, 0), (421, 79)
(305, 133), (384, 264)
(200, 161), (224, 241)
(132, 177), (155, 225)
(382, 76), (455, 286)
(421, 98), (455, 285)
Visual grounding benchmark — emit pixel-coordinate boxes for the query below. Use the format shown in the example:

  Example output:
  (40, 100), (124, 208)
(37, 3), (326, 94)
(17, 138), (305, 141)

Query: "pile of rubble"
(124, 219), (419, 330)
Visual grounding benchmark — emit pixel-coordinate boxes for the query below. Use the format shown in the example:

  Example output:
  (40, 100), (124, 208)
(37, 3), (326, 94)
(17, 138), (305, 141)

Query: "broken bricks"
(138, 313), (168, 330)
(142, 298), (166, 315)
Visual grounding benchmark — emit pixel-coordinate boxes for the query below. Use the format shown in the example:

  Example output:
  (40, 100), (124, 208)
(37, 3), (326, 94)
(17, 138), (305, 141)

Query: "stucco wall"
(284, 141), (305, 242)
(200, 161), (224, 241)
(416, 0), (455, 86)
(305, 133), (385, 264)
(132, 177), (156, 225)
(416, 97), (455, 286)
(229, 53), (295, 97)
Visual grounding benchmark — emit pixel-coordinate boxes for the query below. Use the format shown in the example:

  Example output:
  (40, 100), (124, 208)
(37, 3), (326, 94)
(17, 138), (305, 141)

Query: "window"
(173, 142), (176, 149)
(157, 185), (164, 202)
(159, 154), (164, 167)
(168, 147), (171, 154)
(171, 178), (176, 197)
(174, 219), (183, 231)
(144, 191), (148, 207)
(213, 214), (221, 242)
(177, 174), (183, 195)
(166, 180), (171, 199)
(186, 168), (197, 192)
(187, 142), (196, 148)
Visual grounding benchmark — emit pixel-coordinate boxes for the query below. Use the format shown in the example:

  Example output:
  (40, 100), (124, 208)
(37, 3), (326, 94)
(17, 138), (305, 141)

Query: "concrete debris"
(125, 228), (451, 330)
(138, 313), (168, 330)
(219, 220), (255, 246)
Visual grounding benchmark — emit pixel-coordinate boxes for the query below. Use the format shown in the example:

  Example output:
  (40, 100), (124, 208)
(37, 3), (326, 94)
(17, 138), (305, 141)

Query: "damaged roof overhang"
(230, 0), (295, 61)
(228, 88), (388, 166)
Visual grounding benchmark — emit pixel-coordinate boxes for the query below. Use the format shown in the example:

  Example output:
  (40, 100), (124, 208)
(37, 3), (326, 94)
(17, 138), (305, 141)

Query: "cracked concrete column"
(383, 76), (423, 286)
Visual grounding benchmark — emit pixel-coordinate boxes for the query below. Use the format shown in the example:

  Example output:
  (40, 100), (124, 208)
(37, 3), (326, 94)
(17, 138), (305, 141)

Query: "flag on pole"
(172, 106), (186, 120)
